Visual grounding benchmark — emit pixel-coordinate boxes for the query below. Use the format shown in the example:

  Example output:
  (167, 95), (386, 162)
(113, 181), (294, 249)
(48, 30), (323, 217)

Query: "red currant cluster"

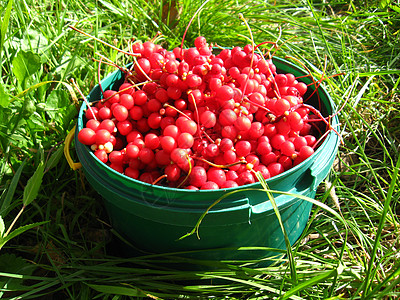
(78, 36), (322, 190)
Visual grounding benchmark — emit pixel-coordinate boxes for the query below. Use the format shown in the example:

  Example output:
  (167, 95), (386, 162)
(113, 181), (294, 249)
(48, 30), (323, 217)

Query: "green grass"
(1, 0), (400, 299)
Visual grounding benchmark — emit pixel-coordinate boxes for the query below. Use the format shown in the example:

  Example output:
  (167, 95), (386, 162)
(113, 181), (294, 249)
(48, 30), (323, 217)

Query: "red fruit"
(200, 181), (219, 190)
(219, 138), (233, 151)
(234, 116), (251, 131)
(125, 167), (140, 179)
(103, 90), (120, 104)
(109, 150), (124, 165)
(235, 140), (251, 157)
(119, 94), (134, 109)
(221, 180), (239, 188)
(298, 145), (314, 161)
(280, 140), (296, 157)
(126, 130), (143, 143)
(117, 120), (133, 135)
(165, 164), (181, 182)
(236, 170), (255, 186)
(224, 149), (237, 164)
(119, 82), (135, 96)
(200, 110), (216, 128)
(267, 162), (284, 177)
(248, 122), (264, 140)
(221, 125), (238, 140)
(219, 109), (237, 126)
(179, 119), (197, 135)
(113, 104), (129, 121)
(305, 135), (317, 147)
(207, 167), (226, 188)
(85, 107), (98, 120)
(147, 112), (162, 129)
(294, 82), (308, 96)
(256, 142), (272, 156)
(170, 148), (188, 165)
(261, 152), (278, 166)
(253, 164), (270, 179)
(215, 85), (234, 102)
(94, 149), (108, 163)
(86, 119), (100, 131)
(95, 129), (111, 145)
(205, 143), (219, 158)
(194, 36), (207, 49)
(126, 144), (140, 159)
(139, 148), (155, 164)
(160, 136), (177, 153)
(293, 136), (308, 151)
(189, 166), (207, 187)
(98, 107), (112, 120)
(270, 134), (286, 150)
(144, 133), (160, 150)
(177, 133), (194, 149)
(155, 150), (170, 166)
(279, 155), (293, 170)
(109, 163), (124, 173)
(163, 125), (180, 139)
(134, 58), (151, 78)
(226, 170), (238, 181)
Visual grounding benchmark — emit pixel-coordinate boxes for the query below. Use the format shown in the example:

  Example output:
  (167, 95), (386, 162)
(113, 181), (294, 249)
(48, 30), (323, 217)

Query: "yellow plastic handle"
(64, 125), (82, 170)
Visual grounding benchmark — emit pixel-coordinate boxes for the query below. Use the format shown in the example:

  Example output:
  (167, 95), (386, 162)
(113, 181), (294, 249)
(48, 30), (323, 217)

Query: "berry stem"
(177, 155), (193, 188)
(98, 57), (104, 95)
(152, 174), (167, 185)
(193, 157), (246, 169)
(99, 80), (154, 104)
(238, 13), (255, 101)
(188, 91), (203, 140)
(163, 103), (192, 120)
(132, 56), (153, 82)
(180, 0), (212, 57)
(71, 78), (97, 121)
(68, 25), (140, 57)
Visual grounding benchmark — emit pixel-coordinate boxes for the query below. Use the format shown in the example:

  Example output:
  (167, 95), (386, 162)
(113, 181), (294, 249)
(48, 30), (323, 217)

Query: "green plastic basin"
(74, 56), (340, 263)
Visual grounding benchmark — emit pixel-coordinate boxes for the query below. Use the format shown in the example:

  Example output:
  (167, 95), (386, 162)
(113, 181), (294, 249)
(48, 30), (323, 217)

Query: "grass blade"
(86, 283), (162, 298)
(22, 161), (44, 207)
(281, 264), (344, 300)
(0, 0), (13, 57)
(0, 220), (49, 249)
(255, 172), (297, 285)
(0, 160), (26, 217)
(362, 153), (400, 297)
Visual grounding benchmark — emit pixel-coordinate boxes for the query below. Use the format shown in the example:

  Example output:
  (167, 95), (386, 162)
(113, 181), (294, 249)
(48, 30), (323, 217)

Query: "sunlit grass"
(0, 0), (399, 298)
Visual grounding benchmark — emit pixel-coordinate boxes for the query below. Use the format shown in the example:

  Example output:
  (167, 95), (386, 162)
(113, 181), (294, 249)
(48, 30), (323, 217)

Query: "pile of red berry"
(78, 36), (323, 190)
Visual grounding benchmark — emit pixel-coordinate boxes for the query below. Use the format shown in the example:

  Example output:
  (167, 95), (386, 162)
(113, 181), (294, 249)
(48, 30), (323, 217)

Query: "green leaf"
(22, 162), (44, 207)
(255, 171), (297, 283)
(0, 160), (26, 217)
(45, 146), (64, 171)
(45, 90), (70, 120)
(379, 0), (390, 9)
(12, 50), (41, 85)
(87, 284), (138, 296)
(281, 264), (344, 300)
(86, 284), (152, 297)
(0, 216), (4, 237)
(389, 4), (400, 13)
(0, 253), (36, 291)
(0, 0), (13, 53)
(0, 85), (10, 108)
(0, 221), (49, 250)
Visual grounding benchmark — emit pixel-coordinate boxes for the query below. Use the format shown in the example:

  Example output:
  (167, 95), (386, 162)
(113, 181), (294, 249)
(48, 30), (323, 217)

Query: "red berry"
(200, 181), (219, 190)
(189, 166), (207, 187)
(94, 149), (108, 163)
(95, 129), (111, 145)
